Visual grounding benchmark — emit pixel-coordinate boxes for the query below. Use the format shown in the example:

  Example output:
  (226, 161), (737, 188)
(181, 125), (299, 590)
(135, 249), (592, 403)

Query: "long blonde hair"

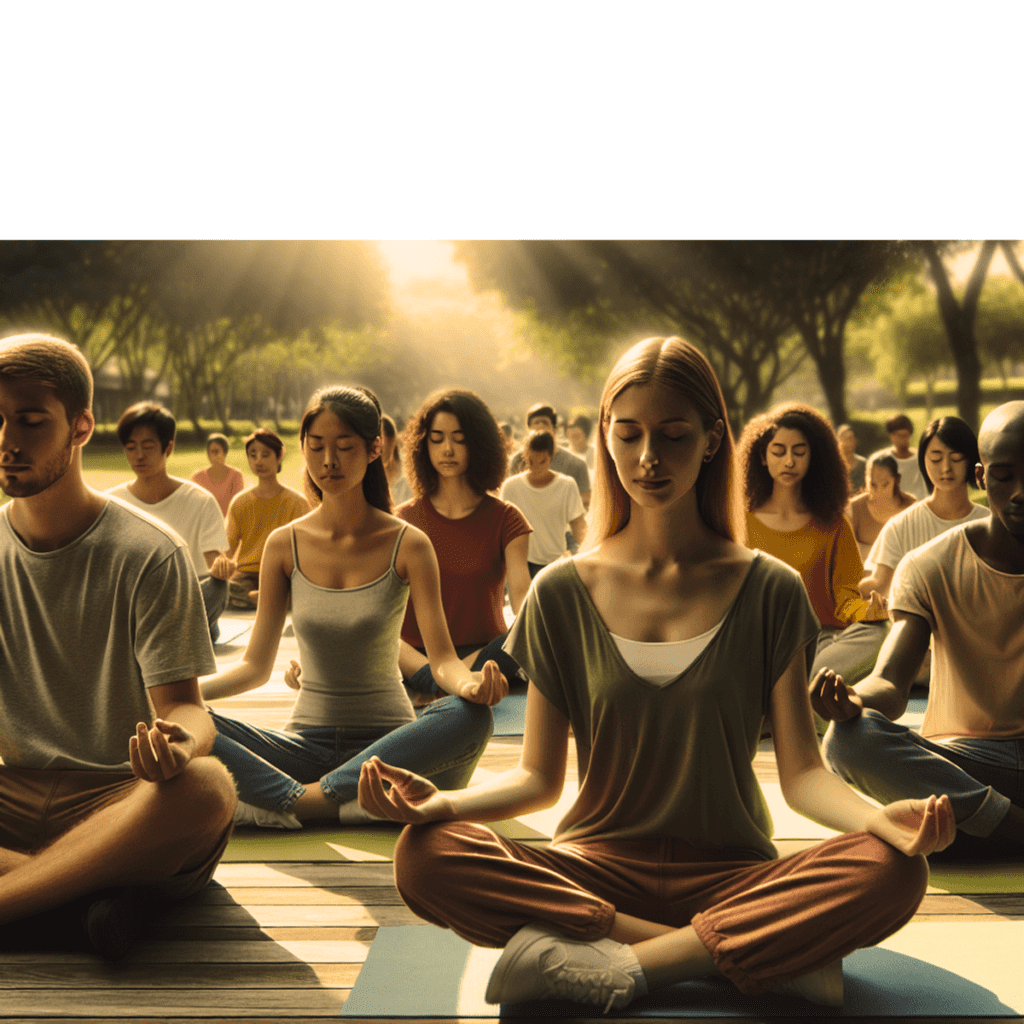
(584, 336), (740, 550)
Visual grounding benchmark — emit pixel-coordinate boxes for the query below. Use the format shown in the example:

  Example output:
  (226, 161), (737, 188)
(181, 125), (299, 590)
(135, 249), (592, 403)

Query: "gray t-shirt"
(505, 553), (819, 861)
(0, 497), (216, 772)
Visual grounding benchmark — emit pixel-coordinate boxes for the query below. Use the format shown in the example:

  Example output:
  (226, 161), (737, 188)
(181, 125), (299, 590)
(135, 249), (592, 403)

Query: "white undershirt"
(610, 619), (725, 686)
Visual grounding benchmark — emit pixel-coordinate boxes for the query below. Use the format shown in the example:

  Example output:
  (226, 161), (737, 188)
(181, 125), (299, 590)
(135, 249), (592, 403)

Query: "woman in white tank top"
(200, 385), (508, 829)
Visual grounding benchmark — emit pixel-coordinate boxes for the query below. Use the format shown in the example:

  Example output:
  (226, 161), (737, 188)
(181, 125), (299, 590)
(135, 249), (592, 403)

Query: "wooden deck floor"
(5, 613), (1021, 1022)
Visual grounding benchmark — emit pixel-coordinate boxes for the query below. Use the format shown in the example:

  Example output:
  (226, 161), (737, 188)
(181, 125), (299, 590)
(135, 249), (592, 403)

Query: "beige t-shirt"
(505, 553), (819, 861)
(891, 525), (1024, 741)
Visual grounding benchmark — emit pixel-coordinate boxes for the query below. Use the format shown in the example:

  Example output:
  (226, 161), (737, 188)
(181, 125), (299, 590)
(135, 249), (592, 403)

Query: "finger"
(150, 726), (181, 779)
(128, 734), (151, 781)
(134, 723), (161, 780)
(152, 718), (186, 740)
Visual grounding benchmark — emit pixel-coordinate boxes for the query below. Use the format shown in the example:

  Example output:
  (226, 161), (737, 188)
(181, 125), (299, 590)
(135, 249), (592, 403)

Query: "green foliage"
(976, 277), (1024, 383)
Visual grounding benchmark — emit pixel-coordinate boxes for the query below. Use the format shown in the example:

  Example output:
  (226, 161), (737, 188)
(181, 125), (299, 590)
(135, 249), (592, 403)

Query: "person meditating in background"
(738, 403), (889, 702)
(357, 337), (952, 1014)
(393, 388), (533, 700)
(190, 432), (245, 517)
(836, 423), (867, 495)
(847, 452), (916, 562)
(859, 416), (988, 602)
(220, 428), (308, 610)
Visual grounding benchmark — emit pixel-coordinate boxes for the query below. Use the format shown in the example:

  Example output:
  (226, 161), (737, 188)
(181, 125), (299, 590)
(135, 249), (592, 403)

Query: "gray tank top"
(284, 523), (417, 732)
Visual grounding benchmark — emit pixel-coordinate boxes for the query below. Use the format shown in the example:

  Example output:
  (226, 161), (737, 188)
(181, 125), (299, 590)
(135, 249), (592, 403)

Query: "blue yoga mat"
(491, 693), (527, 737)
(341, 925), (1020, 1017)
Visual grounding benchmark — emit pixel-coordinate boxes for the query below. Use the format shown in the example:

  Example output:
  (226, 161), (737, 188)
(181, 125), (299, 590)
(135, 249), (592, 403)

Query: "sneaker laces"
(541, 948), (631, 1014)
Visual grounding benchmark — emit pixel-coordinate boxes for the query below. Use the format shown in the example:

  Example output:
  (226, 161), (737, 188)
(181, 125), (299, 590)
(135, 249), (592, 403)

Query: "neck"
(253, 475), (283, 496)
(926, 486), (972, 520)
(8, 460), (105, 553)
(615, 492), (717, 566)
(316, 486), (375, 535)
(129, 471), (178, 503)
(431, 474), (482, 515)
(762, 481), (808, 516)
(894, 445), (911, 459)
(969, 517), (1024, 574)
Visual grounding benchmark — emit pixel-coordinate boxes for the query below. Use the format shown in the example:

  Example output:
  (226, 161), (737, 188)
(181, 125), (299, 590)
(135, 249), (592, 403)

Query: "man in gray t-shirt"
(0, 334), (236, 959)
(508, 403), (590, 506)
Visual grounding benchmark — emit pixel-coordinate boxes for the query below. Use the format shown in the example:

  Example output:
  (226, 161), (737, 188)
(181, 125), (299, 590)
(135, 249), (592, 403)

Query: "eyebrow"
(13, 406), (53, 415)
(306, 432), (355, 440)
(613, 417), (690, 426)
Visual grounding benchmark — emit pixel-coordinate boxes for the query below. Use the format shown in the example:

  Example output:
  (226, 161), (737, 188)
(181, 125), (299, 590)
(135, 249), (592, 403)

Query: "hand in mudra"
(357, 756), (454, 824)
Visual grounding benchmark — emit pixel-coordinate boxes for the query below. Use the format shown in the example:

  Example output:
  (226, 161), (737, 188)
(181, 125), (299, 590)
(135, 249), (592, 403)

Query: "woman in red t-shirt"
(396, 388), (533, 698)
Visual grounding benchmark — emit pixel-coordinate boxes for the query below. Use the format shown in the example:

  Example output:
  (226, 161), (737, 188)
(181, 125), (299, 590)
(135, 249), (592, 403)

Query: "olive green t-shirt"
(506, 553), (819, 861)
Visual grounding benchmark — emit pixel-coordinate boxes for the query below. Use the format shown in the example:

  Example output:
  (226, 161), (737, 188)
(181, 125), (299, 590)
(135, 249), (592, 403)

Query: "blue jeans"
(209, 696), (493, 813)
(405, 633), (527, 696)
(822, 709), (1021, 842)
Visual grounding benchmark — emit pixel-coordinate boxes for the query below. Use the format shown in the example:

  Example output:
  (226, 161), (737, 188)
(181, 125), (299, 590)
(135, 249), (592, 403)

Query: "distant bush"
(90, 419), (302, 448)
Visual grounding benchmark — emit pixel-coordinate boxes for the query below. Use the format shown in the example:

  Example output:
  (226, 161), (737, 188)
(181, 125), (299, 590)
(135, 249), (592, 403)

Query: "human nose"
(441, 436), (454, 455)
(639, 434), (658, 469)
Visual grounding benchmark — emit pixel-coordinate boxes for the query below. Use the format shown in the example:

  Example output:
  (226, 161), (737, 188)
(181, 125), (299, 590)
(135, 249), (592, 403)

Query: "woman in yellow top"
(737, 403), (889, 706)
(216, 428), (309, 609)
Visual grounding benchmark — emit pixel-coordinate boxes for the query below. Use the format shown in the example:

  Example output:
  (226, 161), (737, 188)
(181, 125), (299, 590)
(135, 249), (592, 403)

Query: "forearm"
(851, 673), (909, 720)
(160, 701), (218, 756)
(431, 655), (477, 697)
(200, 658), (269, 701)
(783, 764), (881, 835)
(440, 765), (561, 822)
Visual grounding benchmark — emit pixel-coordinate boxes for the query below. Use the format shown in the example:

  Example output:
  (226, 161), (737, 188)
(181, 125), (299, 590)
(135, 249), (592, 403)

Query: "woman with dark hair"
(200, 385), (507, 829)
(381, 414), (413, 506)
(190, 432), (245, 516)
(219, 428), (308, 610)
(847, 452), (916, 561)
(737, 403), (889, 699)
(393, 388), (532, 699)
(860, 416), (988, 601)
(357, 338), (952, 1014)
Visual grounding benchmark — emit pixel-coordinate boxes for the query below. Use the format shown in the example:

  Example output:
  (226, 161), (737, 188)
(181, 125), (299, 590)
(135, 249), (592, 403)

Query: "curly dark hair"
(403, 388), (508, 498)
(736, 402), (849, 525)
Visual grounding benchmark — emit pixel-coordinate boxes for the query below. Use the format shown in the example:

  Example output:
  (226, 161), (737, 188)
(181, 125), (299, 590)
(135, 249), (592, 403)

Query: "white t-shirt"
(499, 472), (585, 566)
(108, 479), (228, 580)
(871, 447), (927, 500)
(865, 498), (989, 572)
(891, 525), (1024, 740)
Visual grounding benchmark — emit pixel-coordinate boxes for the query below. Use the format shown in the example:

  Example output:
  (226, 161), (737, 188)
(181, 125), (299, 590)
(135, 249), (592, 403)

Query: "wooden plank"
(0, 940), (371, 965)
(0, 989), (348, 1016)
(213, 863), (395, 886)
(152, 926), (377, 944)
(201, 886), (404, 906)
(159, 904), (422, 928)
(0, 962), (359, 989)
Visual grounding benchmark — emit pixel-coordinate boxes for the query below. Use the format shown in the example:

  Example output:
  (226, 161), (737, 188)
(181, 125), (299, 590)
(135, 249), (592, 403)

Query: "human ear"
(368, 436), (383, 462)
(71, 411), (95, 448)
(976, 463), (986, 490)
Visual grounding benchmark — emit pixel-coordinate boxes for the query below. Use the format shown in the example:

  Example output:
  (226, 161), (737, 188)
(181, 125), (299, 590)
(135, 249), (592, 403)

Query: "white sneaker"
(337, 798), (384, 825)
(485, 923), (636, 1013)
(233, 800), (302, 830)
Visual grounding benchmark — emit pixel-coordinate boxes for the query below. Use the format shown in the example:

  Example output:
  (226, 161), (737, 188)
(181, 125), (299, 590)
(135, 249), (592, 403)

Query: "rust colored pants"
(395, 822), (928, 995)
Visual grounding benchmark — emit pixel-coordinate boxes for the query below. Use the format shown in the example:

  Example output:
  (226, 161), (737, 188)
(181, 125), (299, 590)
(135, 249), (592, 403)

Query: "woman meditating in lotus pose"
(738, 403), (891, 699)
(396, 388), (532, 699)
(200, 385), (507, 830)
(190, 432), (245, 517)
(357, 337), (954, 1014)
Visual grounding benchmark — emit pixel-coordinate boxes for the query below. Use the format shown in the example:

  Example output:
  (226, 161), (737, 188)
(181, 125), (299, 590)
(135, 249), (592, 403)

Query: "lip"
(635, 479), (670, 490)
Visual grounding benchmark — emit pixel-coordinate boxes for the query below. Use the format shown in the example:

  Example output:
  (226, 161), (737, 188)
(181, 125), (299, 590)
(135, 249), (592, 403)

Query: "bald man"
(813, 401), (1024, 854)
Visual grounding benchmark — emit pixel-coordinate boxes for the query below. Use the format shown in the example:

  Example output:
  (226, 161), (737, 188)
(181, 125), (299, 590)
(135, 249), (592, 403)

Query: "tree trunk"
(803, 327), (848, 424)
(922, 241), (996, 432)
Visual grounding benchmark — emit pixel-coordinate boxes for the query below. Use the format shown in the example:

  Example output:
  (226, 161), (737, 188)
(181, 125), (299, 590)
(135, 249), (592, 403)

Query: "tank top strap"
(290, 524), (300, 574)
(390, 522), (409, 571)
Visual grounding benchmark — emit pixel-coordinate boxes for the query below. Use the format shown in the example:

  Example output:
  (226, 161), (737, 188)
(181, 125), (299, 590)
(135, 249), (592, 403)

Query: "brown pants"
(0, 765), (231, 902)
(395, 822), (928, 995)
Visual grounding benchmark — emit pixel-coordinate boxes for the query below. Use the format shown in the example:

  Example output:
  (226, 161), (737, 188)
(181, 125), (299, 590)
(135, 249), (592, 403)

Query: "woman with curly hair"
(396, 388), (533, 698)
(737, 403), (889, 705)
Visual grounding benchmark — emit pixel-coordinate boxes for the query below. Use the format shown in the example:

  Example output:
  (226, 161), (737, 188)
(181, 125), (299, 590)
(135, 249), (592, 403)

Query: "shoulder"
(100, 496), (189, 561)
(228, 487), (256, 512)
(188, 467), (206, 483)
(283, 485), (307, 503)
(228, 465), (244, 480)
(174, 479), (217, 505)
(968, 502), (991, 520)
(905, 524), (964, 569)
(395, 495), (426, 524)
